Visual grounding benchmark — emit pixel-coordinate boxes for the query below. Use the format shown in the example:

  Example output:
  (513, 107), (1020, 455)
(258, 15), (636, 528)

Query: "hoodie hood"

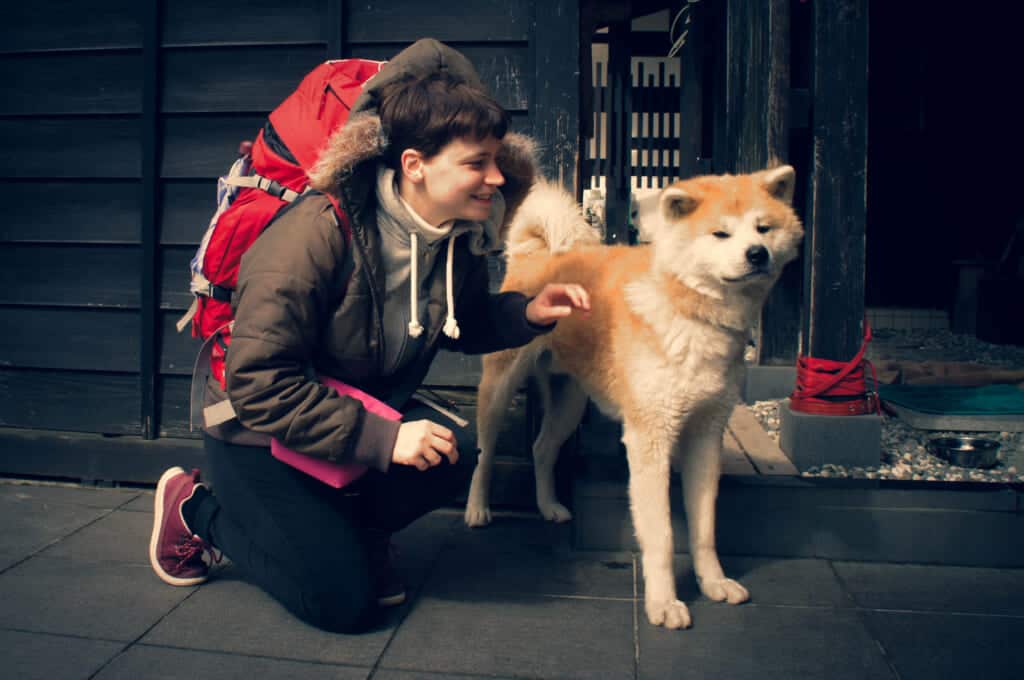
(307, 38), (539, 253)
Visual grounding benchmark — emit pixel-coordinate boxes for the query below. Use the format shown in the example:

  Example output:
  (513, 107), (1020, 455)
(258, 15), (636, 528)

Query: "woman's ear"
(400, 148), (425, 183)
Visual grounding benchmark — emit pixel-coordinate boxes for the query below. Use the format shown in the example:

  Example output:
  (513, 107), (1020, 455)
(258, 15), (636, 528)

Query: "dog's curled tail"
(503, 180), (602, 259)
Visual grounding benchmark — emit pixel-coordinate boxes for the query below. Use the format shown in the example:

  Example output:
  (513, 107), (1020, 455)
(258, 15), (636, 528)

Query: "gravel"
(751, 329), (1024, 483)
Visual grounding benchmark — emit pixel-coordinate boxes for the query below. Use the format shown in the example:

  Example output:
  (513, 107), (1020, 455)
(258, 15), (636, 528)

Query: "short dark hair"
(378, 71), (509, 168)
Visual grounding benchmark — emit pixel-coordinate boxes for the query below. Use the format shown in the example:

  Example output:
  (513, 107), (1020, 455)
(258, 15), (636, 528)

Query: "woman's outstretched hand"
(525, 283), (591, 326)
(392, 420), (459, 470)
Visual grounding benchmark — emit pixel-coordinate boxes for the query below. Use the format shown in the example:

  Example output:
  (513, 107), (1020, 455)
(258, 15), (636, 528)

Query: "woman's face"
(404, 135), (505, 226)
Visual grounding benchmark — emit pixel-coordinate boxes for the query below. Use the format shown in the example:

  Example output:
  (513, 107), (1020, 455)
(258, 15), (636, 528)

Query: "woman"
(148, 39), (589, 633)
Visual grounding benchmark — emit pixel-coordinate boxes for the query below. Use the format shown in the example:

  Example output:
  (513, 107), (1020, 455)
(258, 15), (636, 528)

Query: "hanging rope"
(789, 320), (881, 416)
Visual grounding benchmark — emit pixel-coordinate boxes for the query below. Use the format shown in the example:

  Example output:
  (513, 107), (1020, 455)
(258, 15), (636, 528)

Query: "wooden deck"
(722, 404), (799, 476)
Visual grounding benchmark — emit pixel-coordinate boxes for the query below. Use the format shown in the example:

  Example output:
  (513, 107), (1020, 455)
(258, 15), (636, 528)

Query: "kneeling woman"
(148, 39), (589, 633)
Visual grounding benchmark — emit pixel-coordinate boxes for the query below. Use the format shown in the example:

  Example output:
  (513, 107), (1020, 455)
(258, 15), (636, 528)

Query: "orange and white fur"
(465, 167), (804, 628)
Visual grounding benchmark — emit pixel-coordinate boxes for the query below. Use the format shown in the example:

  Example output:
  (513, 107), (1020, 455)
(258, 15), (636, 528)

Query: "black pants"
(192, 402), (477, 633)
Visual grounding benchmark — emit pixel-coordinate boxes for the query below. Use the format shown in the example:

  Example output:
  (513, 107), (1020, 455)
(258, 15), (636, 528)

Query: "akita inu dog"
(465, 166), (804, 628)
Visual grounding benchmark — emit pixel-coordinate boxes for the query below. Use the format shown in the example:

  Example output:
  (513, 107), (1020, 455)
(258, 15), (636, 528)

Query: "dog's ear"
(758, 165), (796, 205)
(660, 187), (700, 222)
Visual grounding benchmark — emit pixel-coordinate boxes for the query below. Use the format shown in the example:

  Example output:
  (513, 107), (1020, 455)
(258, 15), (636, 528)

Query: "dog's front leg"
(623, 423), (691, 629)
(679, 423), (749, 605)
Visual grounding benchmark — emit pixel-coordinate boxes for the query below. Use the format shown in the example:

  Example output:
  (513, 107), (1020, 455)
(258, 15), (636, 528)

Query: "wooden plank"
(0, 0), (141, 53)
(345, 44), (531, 112)
(0, 244), (140, 308)
(163, 0), (324, 47)
(162, 45), (325, 113)
(532, 0), (580, 190)
(0, 119), (141, 179)
(803, 0), (869, 361)
(161, 312), (203, 375)
(158, 374), (199, 438)
(0, 369), (140, 434)
(0, 428), (204, 485)
(160, 181), (213, 245)
(160, 115), (267, 178)
(2, 181), (140, 244)
(0, 307), (139, 371)
(160, 247), (200, 310)
(728, 403), (797, 475)
(721, 429), (757, 476)
(346, 0), (531, 43)
(0, 53), (142, 115)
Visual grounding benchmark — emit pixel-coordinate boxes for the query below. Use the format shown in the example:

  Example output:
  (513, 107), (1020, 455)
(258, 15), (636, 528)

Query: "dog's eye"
(756, 224), (772, 234)
(712, 231), (730, 239)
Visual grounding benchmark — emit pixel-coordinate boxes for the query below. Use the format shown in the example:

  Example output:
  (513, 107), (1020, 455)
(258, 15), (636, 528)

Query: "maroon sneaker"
(149, 467), (217, 586)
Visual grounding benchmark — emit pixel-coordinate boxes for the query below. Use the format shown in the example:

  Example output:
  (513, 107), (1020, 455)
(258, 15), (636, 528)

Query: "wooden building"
(6, 1), (1016, 490)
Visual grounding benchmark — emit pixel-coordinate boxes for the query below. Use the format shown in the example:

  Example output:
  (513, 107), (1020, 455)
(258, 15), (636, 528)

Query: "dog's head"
(646, 166), (804, 299)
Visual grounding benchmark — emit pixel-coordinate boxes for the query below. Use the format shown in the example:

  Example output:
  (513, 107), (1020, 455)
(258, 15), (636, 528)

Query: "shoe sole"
(377, 591), (407, 607)
(149, 466), (208, 587)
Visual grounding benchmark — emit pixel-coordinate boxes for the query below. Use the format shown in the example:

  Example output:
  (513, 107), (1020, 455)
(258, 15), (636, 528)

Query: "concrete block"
(779, 399), (882, 471)
(743, 365), (797, 403)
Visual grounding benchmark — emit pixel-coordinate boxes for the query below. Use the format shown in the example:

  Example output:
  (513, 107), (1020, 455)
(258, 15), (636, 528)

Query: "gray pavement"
(1, 479), (1022, 679)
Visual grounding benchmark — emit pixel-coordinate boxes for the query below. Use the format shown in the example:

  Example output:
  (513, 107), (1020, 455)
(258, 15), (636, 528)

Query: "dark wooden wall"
(0, 0), (578, 481)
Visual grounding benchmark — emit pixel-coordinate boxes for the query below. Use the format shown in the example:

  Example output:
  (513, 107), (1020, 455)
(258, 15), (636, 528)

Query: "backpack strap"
(189, 323), (238, 431)
(224, 173), (310, 203)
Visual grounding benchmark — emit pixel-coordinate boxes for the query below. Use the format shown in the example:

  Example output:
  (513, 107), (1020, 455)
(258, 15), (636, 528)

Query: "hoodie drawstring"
(443, 236), (460, 339)
(407, 232), (424, 338)
(407, 231), (460, 340)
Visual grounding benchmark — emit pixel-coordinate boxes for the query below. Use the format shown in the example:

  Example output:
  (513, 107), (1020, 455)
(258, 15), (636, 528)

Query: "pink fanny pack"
(270, 376), (401, 488)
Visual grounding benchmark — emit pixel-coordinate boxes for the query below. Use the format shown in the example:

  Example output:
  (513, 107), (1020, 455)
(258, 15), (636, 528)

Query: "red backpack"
(178, 58), (385, 389)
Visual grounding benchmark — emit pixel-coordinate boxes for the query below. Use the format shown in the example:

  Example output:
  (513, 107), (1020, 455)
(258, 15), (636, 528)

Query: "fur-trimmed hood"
(308, 38), (540, 251)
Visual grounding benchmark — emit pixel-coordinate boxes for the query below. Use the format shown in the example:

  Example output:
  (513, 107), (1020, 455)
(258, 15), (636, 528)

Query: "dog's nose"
(746, 245), (769, 267)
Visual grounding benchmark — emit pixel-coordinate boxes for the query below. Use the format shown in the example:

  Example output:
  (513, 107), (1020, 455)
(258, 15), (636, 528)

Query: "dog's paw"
(538, 501), (573, 523)
(645, 598), (692, 629)
(699, 577), (750, 605)
(464, 504), (493, 528)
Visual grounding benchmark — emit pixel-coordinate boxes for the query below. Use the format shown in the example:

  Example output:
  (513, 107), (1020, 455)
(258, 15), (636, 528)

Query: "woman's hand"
(525, 283), (591, 326)
(392, 420), (459, 471)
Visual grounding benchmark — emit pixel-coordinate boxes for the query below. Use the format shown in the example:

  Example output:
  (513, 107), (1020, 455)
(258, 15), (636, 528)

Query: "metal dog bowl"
(926, 436), (1001, 469)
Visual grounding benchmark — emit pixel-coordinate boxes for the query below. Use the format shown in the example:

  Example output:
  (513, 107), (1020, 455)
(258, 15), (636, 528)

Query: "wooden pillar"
(724, 0), (798, 365)
(603, 19), (632, 244)
(803, 0), (869, 361)
(140, 0), (162, 439)
(676, 0), (705, 180)
(533, 0), (581, 192)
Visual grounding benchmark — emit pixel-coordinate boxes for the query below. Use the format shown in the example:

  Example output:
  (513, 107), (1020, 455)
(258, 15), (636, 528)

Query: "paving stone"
(374, 671), (518, 680)
(446, 513), (575, 553)
(119, 492), (155, 513)
(141, 577), (397, 667)
(424, 540), (634, 599)
(833, 561), (1024, 615)
(0, 557), (192, 641)
(638, 603), (895, 680)
(864, 610), (1024, 680)
(0, 482), (140, 510)
(93, 644), (370, 679)
(682, 556), (853, 609)
(1, 629), (123, 680)
(391, 510), (461, 592)
(0, 492), (109, 563)
(42, 510), (152, 564)
(380, 595), (635, 679)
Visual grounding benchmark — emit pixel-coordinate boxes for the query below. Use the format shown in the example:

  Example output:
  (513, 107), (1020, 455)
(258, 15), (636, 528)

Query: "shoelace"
(174, 535), (222, 574)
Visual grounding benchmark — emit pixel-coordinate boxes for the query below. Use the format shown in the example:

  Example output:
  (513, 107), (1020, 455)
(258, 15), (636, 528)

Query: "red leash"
(789, 320), (881, 416)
